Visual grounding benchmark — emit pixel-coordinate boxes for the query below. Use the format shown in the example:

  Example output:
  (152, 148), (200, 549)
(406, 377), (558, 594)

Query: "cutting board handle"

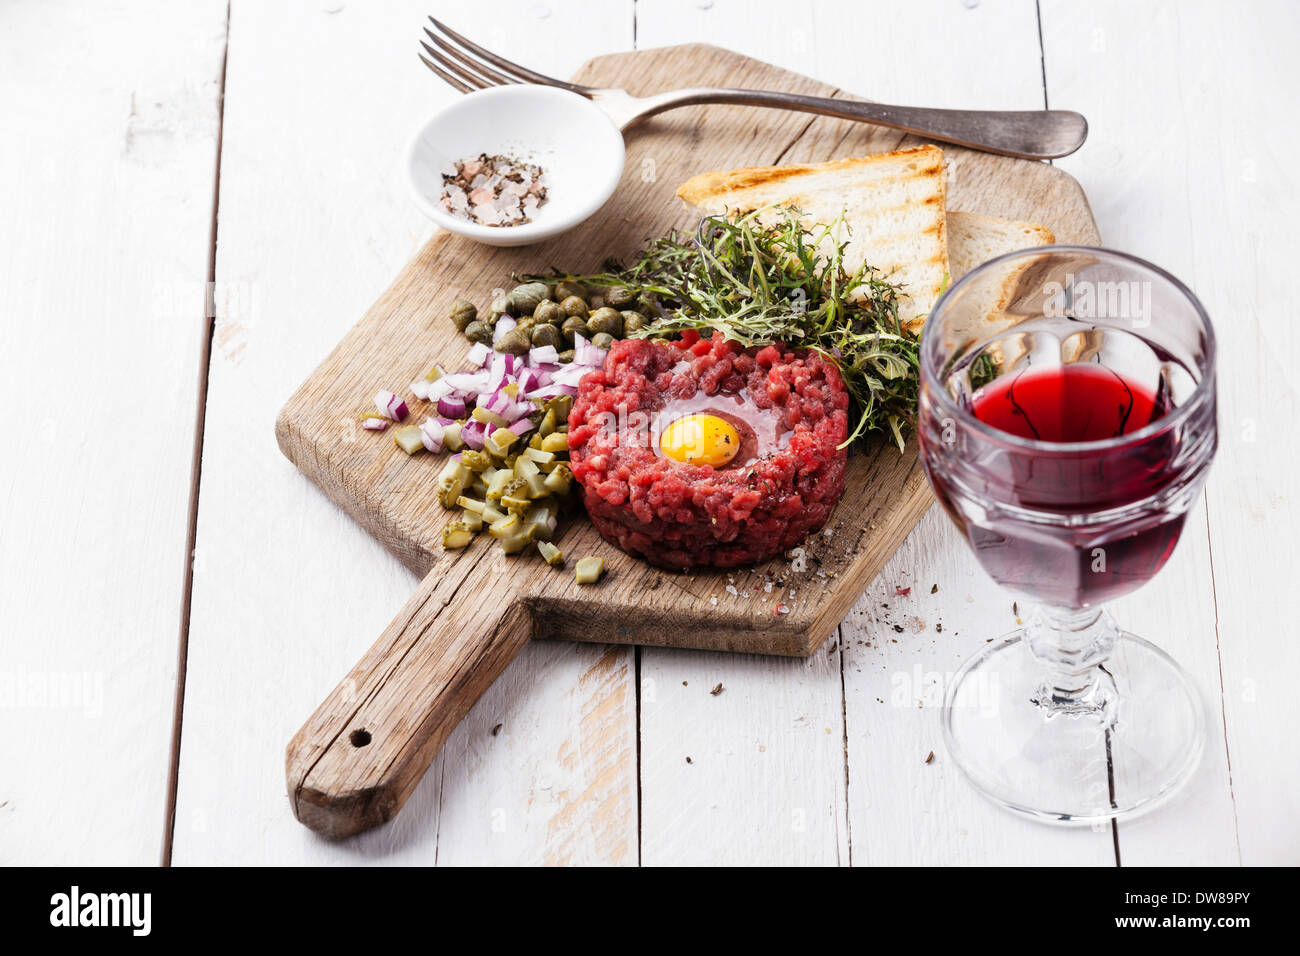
(285, 561), (531, 839)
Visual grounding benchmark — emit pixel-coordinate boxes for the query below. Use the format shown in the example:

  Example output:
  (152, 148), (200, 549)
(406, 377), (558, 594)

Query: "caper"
(621, 310), (647, 335)
(448, 298), (477, 332)
(496, 329), (531, 355)
(463, 320), (493, 345)
(557, 348), (575, 364)
(513, 316), (536, 334)
(534, 299), (564, 326)
(488, 294), (510, 320)
(531, 324), (562, 349)
(587, 306), (623, 337)
(591, 332), (615, 350)
(561, 316), (588, 341)
(559, 295), (589, 319)
(504, 281), (549, 315)
(555, 280), (586, 302)
(604, 285), (637, 309)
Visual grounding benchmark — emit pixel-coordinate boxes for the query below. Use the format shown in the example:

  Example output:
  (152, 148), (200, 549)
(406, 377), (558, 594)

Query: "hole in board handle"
(349, 729), (371, 748)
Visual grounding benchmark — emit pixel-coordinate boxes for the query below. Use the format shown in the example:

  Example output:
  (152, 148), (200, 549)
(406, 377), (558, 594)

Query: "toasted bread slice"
(677, 146), (949, 331)
(945, 211), (1055, 280)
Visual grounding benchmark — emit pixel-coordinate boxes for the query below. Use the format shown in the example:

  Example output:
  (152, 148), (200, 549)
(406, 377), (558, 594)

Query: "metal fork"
(419, 17), (1086, 160)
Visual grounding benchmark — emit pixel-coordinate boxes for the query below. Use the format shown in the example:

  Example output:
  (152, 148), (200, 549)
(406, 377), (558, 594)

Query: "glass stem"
(1025, 606), (1120, 722)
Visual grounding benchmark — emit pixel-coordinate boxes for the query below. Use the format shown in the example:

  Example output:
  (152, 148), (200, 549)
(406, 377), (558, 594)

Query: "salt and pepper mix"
(439, 153), (548, 227)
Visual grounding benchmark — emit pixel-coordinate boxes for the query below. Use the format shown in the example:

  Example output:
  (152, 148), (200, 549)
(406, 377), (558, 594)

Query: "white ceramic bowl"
(405, 85), (625, 247)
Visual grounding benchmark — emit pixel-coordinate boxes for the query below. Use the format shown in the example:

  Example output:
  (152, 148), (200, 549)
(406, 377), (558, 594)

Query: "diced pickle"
(460, 511), (484, 532)
(460, 449), (492, 472)
(393, 425), (425, 455)
(524, 447), (555, 464)
(442, 421), (465, 452)
(457, 495), (486, 515)
(524, 473), (549, 499)
(501, 494), (531, 517)
(485, 470), (512, 502)
(472, 406), (509, 428)
(546, 395), (573, 424)
(543, 463), (572, 495)
(488, 514), (521, 539)
(575, 556), (605, 585)
(540, 433), (569, 455)
(498, 530), (533, 555)
(442, 521), (475, 549)
(537, 540), (563, 566)
(436, 458), (472, 508)
(514, 456), (540, 479)
(538, 408), (557, 438)
(523, 505), (554, 541)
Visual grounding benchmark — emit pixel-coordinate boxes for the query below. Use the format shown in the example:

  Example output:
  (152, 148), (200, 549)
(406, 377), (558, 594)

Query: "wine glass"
(918, 246), (1217, 823)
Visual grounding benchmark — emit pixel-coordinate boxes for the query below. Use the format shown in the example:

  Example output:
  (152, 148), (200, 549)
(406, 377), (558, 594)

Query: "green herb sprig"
(527, 207), (921, 451)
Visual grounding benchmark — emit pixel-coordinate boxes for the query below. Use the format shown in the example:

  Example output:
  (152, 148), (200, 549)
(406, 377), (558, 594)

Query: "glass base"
(942, 629), (1205, 825)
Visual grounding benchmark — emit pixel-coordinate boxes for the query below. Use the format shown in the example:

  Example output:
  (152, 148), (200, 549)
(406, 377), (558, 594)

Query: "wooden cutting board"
(278, 44), (1100, 838)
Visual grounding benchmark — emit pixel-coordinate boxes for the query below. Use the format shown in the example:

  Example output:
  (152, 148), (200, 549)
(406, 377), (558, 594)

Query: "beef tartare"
(568, 331), (850, 570)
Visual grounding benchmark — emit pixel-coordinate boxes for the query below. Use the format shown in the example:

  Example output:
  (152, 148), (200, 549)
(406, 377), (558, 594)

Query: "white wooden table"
(2, 0), (1296, 866)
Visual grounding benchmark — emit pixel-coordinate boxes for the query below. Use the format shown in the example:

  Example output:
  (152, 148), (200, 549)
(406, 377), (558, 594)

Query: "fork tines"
(419, 16), (590, 96)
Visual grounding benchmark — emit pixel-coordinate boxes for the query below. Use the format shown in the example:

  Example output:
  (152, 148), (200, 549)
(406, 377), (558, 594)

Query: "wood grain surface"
(278, 43), (1099, 837)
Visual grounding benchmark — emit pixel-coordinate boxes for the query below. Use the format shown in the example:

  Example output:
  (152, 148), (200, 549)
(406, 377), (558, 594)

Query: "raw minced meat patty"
(567, 331), (850, 570)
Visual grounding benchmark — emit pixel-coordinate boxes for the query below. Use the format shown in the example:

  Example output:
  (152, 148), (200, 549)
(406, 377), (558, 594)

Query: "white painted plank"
(839, 517), (1116, 865)
(631, 0), (1109, 865)
(1046, 0), (1300, 865)
(171, 0), (637, 865)
(639, 642), (852, 866)
(637, 0), (1046, 111)
(0, 0), (226, 864)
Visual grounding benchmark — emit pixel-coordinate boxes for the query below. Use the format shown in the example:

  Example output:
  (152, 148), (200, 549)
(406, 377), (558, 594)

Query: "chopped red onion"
(426, 377), (456, 402)
(574, 341), (607, 367)
(527, 383), (579, 399)
(550, 364), (593, 388)
(493, 317), (516, 345)
(437, 395), (467, 419)
(375, 390), (408, 422)
(420, 419), (445, 452)
(461, 419), (487, 450)
(374, 335), (610, 455)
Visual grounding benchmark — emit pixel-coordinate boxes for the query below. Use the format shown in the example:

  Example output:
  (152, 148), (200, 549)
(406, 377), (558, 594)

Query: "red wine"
(928, 363), (1190, 607)
(972, 363), (1163, 443)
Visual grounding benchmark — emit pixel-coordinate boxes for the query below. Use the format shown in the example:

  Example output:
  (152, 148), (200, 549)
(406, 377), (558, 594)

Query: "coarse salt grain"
(440, 152), (548, 228)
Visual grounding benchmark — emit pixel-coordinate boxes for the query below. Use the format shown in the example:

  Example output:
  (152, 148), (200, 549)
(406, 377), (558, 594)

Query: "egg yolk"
(660, 414), (740, 468)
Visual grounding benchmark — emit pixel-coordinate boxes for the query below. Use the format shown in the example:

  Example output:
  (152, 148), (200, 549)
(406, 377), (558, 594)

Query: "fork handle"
(622, 87), (1087, 160)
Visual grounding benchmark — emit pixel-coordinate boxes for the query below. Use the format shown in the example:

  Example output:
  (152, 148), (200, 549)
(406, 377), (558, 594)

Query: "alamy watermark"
(1042, 272), (1153, 328)
(0, 667), (104, 718)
